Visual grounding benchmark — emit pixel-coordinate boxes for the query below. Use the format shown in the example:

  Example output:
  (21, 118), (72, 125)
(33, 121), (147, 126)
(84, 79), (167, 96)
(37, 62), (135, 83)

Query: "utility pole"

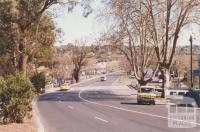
(189, 35), (193, 88)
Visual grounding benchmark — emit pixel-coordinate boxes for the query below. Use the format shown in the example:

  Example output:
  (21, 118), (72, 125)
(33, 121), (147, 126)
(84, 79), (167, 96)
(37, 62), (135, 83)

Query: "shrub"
(0, 75), (35, 124)
(30, 73), (46, 93)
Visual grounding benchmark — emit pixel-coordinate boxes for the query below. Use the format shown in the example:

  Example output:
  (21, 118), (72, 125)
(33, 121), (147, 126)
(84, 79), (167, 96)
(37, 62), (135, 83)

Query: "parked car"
(184, 89), (200, 107)
(137, 86), (156, 105)
(166, 89), (189, 99)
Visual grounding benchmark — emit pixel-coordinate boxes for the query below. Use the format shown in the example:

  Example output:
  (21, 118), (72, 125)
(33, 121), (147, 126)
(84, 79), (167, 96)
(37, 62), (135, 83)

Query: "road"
(37, 72), (200, 132)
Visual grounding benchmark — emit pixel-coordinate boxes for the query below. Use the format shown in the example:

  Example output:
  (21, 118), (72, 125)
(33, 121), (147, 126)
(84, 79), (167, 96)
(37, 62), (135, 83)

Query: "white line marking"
(95, 116), (109, 123)
(68, 105), (74, 109)
(78, 88), (200, 126)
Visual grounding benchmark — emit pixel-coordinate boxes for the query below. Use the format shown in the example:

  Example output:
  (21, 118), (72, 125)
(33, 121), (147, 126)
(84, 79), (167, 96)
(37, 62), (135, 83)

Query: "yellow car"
(137, 86), (157, 105)
(60, 83), (70, 91)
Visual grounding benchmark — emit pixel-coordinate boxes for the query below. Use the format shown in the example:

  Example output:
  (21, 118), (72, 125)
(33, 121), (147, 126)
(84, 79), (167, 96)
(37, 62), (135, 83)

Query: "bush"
(0, 75), (35, 124)
(30, 73), (46, 93)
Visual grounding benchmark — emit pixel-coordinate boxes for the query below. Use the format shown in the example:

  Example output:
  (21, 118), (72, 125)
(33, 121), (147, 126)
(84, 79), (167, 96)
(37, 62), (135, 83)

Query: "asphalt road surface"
(37, 72), (200, 132)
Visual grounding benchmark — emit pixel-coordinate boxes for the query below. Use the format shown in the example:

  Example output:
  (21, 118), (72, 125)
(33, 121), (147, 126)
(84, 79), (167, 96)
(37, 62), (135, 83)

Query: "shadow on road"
(39, 91), (83, 102)
(121, 102), (139, 105)
(38, 90), (133, 103)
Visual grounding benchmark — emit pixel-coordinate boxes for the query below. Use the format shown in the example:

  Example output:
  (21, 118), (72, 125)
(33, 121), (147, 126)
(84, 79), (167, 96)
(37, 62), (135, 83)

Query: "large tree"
(102, 0), (200, 95)
(71, 44), (91, 82)
(0, 0), (56, 76)
(142, 0), (200, 96)
(0, 0), (92, 77)
(102, 0), (159, 85)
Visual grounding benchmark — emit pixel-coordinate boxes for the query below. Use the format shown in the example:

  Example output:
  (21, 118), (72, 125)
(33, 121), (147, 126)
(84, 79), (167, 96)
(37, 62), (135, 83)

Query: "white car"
(100, 76), (107, 81)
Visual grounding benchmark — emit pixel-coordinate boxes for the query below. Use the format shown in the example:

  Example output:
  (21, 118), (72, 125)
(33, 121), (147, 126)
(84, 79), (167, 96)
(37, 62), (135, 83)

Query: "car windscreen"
(140, 88), (154, 93)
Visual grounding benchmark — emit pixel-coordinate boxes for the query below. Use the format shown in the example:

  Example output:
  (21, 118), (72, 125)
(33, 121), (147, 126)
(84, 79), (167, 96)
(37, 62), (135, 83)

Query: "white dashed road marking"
(68, 105), (74, 109)
(95, 116), (109, 123)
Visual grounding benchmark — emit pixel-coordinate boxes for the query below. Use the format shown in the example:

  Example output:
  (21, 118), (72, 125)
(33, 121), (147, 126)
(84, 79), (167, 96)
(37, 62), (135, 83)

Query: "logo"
(167, 96), (197, 128)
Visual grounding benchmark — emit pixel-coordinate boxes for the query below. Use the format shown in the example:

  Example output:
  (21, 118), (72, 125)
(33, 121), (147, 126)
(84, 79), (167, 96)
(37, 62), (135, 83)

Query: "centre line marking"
(68, 105), (74, 109)
(95, 116), (109, 123)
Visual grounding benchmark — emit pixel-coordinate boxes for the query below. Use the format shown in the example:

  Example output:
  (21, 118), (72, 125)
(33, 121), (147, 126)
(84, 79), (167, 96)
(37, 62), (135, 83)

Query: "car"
(166, 89), (189, 99)
(137, 86), (156, 105)
(60, 82), (70, 91)
(184, 89), (200, 107)
(169, 94), (197, 107)
(100, 76), (107, 81)
(40, 87), (45, 94)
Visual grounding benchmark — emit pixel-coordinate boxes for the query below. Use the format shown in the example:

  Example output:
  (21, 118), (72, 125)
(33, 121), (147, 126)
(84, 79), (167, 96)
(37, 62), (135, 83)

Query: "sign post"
(198, 55), (200, 89)
(189, 35), (193, 88)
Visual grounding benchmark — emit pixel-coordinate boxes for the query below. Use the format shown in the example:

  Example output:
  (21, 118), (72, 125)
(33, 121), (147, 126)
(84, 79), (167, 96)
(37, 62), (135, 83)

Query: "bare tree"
(141, 0), (200, 96)
(102, 0), (200, 96)
(102, 0), (159, 85)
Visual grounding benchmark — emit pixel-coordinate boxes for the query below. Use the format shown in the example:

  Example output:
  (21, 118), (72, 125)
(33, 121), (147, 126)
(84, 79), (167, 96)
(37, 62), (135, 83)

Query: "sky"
(51, 2), (200, 47)
(52, 1), (106, 46)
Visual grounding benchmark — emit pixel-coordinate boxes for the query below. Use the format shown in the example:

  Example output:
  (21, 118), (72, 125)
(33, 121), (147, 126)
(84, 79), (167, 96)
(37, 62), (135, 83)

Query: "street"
(37, 72), (200, 132)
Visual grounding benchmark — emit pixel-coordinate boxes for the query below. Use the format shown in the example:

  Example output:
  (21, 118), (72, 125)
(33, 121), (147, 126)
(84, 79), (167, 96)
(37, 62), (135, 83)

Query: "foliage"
(0, 0), (93, 77)
(0, 0), (56, 76)
(0, 75), (35, 124)
(71, 44), (91, 82)
(30, 73), (46, 93)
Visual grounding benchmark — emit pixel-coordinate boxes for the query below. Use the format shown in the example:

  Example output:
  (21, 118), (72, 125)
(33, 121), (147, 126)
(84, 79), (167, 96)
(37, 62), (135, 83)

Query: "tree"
(102, 0), (200, 96)
(141, 0), (200, 96)
(0, 0), (92, 77)
(102, 0), (159, 85)
(70, 43), (91, 82)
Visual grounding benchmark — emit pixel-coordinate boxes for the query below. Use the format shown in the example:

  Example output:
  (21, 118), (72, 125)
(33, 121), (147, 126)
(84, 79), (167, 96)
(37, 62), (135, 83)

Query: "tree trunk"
(12, 50), (17, 74)
(19, 54), (28, 77)
(73, 69), (80, 83)
(165, 70), (171, 88)
(138, 79), (148, 86)
(161, 69), (170, 98)
(18, 33), (28, 77)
